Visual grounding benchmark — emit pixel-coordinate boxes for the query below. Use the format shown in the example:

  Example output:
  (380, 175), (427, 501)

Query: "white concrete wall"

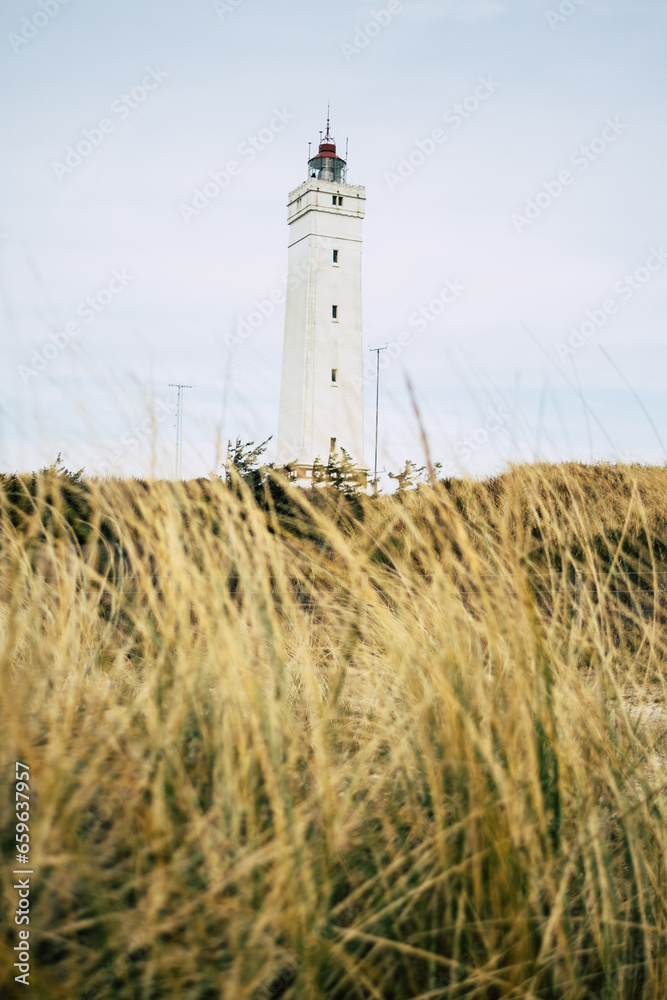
(276, 177), (366, 473)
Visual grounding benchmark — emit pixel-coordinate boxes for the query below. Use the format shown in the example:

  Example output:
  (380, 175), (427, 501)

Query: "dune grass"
(1, 462), (666, 999)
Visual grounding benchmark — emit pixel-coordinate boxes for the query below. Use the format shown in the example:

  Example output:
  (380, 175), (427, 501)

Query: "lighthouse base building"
(276, 121), (366, 484)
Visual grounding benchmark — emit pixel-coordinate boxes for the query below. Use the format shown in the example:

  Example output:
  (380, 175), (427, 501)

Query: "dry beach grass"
(1, 461), (666, 999)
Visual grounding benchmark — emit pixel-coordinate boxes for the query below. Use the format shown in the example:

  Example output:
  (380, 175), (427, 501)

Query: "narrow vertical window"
(332, 305), (338, 320)
(332, 195), (337, 205)
(338, 197), (343, 205)
(331, 368), (338, 384)
(333, 249), (339, 264)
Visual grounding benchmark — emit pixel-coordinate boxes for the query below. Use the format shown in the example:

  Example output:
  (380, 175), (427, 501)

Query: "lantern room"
(307, 118), (347, 184)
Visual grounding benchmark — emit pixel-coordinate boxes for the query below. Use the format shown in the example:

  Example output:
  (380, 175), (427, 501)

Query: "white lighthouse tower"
(276, 118), (366, 483)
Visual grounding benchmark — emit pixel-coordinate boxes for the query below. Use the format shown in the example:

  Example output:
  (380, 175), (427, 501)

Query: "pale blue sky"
(1, 0), (666, 482)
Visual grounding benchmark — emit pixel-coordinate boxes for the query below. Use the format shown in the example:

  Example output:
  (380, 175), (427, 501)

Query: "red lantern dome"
(308, 112), (347, 183)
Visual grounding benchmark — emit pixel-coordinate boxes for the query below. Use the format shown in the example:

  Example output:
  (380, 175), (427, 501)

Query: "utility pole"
(369, 345), (388, 494)
(169, 383), (192, 480)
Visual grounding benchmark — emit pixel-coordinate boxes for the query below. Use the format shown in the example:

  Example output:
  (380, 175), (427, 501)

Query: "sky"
(1, 0), (666, 485)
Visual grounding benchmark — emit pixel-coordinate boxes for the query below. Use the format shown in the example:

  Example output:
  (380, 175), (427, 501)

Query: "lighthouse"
(276, 117), (366, 483)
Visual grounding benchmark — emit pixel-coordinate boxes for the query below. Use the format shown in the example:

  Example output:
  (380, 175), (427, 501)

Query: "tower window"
(331, 368), (338, 384)
(332, 305), (338, 320)
(338, 197), (343, 206)
(332, 195), (337, 205)
(333, 249), (339, 264)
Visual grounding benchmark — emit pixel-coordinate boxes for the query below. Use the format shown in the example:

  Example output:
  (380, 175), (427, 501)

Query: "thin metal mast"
(369, 345), (388, 494)
(169, 383), (192, 479)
